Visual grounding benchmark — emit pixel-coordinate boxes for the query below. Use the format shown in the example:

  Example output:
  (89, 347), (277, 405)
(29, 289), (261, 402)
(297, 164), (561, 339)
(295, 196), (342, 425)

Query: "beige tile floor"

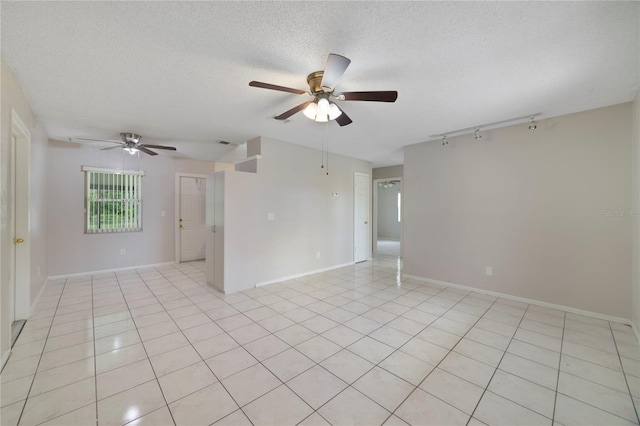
(1, 256), (639, 425)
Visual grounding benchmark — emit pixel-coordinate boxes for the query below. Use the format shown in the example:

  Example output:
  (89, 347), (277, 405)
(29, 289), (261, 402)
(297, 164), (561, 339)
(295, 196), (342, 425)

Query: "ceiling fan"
(249, 53), (398, 126)
(75, 133), (177, 156)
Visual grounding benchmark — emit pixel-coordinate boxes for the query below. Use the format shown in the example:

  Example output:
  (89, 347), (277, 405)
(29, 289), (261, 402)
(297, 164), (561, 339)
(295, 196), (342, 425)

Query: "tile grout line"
(152, 267), (259, 425)
(14, 278), (68, 426)
(111, 268), (178, 425)
(216, 261), (415, 423)
(15, 259), (638, 426)
(91, 274), (98, 425)
(609, 321), (640, 424)
(389, 294), (501, 425)
(465, 303), (532, 425)
(550, 311), (567, 425)
(164, 262), (270, 426)
(315, 285), (500, 425)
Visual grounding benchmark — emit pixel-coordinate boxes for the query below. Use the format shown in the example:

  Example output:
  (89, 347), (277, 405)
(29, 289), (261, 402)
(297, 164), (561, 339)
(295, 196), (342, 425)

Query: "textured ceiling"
(1, 1), (638, 166)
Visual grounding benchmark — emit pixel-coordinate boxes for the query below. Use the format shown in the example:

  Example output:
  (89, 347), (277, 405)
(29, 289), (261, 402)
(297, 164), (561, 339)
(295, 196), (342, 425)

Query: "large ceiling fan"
(76, 133), (177, 156)
(249, 53), (398, 126)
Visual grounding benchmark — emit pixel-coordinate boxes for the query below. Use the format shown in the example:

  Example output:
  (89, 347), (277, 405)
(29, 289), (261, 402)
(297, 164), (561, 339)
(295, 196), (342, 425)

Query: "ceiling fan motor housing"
(121, 133), (142, 144)
(307, 71), (329, 94)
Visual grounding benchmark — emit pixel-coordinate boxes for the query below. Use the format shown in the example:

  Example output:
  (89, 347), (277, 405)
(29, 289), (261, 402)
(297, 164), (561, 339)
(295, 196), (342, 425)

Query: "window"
(397, 192), (402, 222)
(82, 166), (144, 233)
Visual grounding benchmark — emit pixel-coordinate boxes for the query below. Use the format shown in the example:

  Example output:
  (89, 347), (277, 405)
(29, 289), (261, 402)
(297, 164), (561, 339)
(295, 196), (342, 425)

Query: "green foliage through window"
(84, 169), (143, 233)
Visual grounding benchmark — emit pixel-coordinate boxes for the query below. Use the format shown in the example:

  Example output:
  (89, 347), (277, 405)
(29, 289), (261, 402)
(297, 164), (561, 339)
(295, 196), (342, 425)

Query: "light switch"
(160, 210), (166, 217)
(267, 212), (275, 221)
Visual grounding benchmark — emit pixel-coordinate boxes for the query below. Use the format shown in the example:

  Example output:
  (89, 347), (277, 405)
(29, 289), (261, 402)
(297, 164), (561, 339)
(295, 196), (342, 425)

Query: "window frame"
(82, 166), (145, 234)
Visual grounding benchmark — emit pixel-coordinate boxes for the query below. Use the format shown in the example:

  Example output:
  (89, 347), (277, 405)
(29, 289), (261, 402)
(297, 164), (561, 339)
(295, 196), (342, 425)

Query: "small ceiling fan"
(249, 53), (398, 126)
(75, 133), (177, 156)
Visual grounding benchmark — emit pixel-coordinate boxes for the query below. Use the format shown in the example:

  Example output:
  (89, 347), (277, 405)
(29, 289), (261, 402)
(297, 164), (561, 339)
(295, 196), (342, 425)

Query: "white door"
(354, 172), (370, 263)
(9, 122), (31, 322)
(9, 133), (17, 324)
(179, 177), (207, 261)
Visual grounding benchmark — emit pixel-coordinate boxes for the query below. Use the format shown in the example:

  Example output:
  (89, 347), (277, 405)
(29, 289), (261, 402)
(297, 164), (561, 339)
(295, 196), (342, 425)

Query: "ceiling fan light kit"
(249, 53), (398, 126)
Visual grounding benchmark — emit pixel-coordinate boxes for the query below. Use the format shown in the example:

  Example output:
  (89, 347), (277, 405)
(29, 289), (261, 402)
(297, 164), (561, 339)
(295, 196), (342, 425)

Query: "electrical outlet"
(161, 210), (166, 217)
(120, 249), (126, 256)
(267, 212), (275, 221)
(485, 266), (493, 276)
(316, 251), (321, 259)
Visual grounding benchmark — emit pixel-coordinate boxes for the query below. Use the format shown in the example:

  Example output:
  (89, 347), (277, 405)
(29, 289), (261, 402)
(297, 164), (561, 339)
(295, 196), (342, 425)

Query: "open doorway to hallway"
(373, 177), (402, 257)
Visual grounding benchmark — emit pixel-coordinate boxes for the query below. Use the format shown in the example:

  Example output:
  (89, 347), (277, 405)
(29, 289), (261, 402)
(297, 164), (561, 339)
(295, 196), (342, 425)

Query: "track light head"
(442, 136), (448, 146)
(474, 128), (482, 140)
(528, 117), (537, 130)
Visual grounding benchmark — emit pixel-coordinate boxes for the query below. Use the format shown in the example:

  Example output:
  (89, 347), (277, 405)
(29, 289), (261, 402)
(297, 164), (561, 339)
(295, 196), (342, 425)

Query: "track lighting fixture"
(429, 113), (542, 143)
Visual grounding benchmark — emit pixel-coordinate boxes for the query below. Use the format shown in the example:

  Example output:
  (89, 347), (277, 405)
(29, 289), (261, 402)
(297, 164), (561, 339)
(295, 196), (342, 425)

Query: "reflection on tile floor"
(1, 256), (639, 425)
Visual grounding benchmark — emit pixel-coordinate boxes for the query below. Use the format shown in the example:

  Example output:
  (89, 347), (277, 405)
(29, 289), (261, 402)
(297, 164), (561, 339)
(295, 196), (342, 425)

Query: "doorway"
(354, 172), (370, 263)
(373, 177), (402, 257)
(175, 174), (207, 262)
(8, 110), (32, 345)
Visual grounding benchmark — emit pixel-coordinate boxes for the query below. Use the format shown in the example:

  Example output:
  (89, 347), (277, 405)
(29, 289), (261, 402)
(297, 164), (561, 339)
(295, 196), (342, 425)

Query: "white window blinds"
(82, 166), (145, 233)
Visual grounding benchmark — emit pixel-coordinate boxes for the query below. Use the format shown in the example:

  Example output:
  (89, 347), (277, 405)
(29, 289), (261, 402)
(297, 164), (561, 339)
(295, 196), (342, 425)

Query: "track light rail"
(429, 113), (542, 139)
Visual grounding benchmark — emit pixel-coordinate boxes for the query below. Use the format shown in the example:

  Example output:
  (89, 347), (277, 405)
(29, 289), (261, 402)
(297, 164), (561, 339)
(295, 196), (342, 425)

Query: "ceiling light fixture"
(303, 96), (342, 123)
(124, 147), (138, 155)
(429, 113), (542, 142)
(378, 180), (400, 189)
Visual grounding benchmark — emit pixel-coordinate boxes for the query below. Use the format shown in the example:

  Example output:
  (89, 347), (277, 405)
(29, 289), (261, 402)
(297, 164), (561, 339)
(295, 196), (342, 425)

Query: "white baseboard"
(1, 349), (11, 372)
(29, 277), (49, 316)
(403, 274), (632, 326)
(47, 261), (178, 280)
(256, 262), (355, 288)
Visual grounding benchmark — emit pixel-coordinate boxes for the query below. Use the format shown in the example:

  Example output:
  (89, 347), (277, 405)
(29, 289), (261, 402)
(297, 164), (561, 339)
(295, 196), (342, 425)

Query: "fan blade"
(335, 108), (353, 127)
(138, 146), (158, 156)
(320, 54), (351, 91)
(341, 91), (398, 102)
(140, 144), (177, 151)
(77, 137), (122, 144)
(100, 145), (124, 151)
(275, 102), (312, 120)
(249, 81), (306, 95)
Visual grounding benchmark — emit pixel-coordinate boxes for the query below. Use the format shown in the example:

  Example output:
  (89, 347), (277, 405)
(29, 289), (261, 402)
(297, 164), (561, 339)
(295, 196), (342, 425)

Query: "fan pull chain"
(326, 133), (329, 176)
(324, 122), (329, 176)
(320, 128), (324, 170)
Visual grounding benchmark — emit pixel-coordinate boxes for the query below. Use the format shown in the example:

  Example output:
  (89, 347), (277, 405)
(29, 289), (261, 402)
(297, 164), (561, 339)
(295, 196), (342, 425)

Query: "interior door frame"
(11, 109), (32, 320)
(174, 173), (208, 262)
(354, 172), (371, 263)
(372, 177), (403, 256)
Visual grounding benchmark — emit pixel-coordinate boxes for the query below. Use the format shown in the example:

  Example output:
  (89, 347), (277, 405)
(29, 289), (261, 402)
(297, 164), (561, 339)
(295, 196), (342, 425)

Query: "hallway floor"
(1, 256), (639, 425)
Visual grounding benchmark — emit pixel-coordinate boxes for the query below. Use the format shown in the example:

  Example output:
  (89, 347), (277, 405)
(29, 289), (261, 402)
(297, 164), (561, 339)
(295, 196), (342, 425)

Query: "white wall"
(1, 57), (49, 365)
(46, 140), (218, 275)
(632, 90), (640, 332)
(373, 165), (403, 180)
(404, 104), (633, 319)
(377, 185), (401, 239)
(214, 136), (371, 293)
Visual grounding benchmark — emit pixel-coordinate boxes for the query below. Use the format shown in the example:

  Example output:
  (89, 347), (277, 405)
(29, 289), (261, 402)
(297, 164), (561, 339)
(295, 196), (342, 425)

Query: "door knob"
(14, 238), (24, 244)
(179, 224), (183, 228)
(364, 221), (368, 225)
